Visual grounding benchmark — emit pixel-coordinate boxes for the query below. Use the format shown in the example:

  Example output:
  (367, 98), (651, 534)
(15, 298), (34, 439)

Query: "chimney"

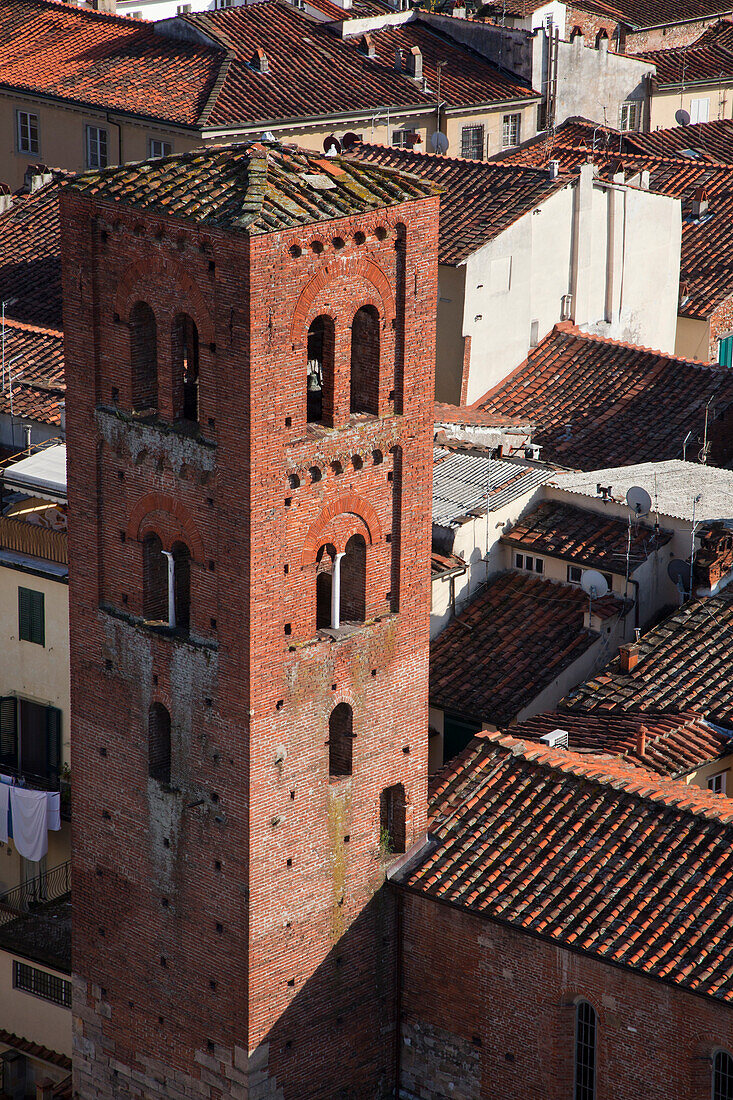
(636, 724), (647, 757)
(251, 46), (269, 72)
(618, 643), (640, 673)
(394, 48), (405, 72)
(406, 45), (423, 81)
(548, 159), (560, 179)
(0, 183), (12, 215)
(359, 33), (375, 58)
(692, 185), (708, 219)
(58, 399), (66, 438)
(91, 0), (117, 10)
(24, 164), (52, 192)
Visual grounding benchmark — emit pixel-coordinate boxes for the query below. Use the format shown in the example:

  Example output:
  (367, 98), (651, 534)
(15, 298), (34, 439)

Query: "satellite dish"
(430, 131), (449, 154)
(675, 108), (691, 127)
(323, 135), (341, 156)
(626, 486), (652, 517)
(342, 132), (361, 150)
(668, 559), (692, 587)
(581, 570), (609, 599)
(261, 131), (276, 142)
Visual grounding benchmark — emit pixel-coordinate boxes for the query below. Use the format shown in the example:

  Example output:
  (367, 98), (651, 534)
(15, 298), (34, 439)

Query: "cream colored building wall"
(675, 315), (710, 361)
(0, 950), (71, 1058)
(444, 100), (538, 160)
(650, 85), (733, 130)
(685, 756), (733, 795)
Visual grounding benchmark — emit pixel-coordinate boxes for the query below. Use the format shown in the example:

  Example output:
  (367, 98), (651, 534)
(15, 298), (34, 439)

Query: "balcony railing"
(0, 860), (70, 926)
(0, 515), (67, 564)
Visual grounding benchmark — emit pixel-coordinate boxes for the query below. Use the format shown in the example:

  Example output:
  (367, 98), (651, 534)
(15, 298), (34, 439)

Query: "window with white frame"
(515, 552), (544, 575)
(176, 2), (192, 10)
(149, 138), (172, 159)
(85, 125), (108, 170)
(16, 110), (40, 155)
(461, 124), (485, 160)
(690, 97), (710, 124)
(708, 771), (727, 795)
(619, 101), (641, 131)
(392, 129), (416, 149)
(502, 113), (521, 148)
(567, 564), (583, 585)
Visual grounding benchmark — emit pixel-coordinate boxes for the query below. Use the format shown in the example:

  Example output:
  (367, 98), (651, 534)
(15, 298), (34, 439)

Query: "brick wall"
(397, 890), (733, 1100)
(564, 7), (718, 52)
(60, 181), (439, 1099)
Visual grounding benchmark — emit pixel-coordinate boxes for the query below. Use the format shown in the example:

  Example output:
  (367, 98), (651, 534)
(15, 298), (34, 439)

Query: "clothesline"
(0, 773), (61, 862)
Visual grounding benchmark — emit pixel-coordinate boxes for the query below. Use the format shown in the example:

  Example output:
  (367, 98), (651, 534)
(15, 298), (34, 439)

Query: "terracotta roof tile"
(475, 324), (733, 469)
(641, 19), (733, 83)
(355, 144), (565, 263)
(497, 117), (733, 317)
(430, 570), (625, 724)
(565, 587), (733, 723)
(510, 710), (731, 776)
(0, 1029), (71, 1070)
(66, 140), (439, 232)
(0, 173), (67, 331)
(434, 402), (531, 428)
(503, 499), (673, 571)
(0, 0), (223, 126)
(0, 318), (65, 427)
(397, 730), (733, 1003)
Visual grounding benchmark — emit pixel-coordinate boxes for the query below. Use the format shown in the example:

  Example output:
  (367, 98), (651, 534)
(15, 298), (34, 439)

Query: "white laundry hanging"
(46, 791), (61, 832)
(9, 787), (49, 862)
(0, 782), (8, 845)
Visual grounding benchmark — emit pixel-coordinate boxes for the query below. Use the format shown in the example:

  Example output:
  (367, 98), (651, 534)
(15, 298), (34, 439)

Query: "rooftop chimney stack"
(252, 46), (269, 72)
(619, 643), (640, 674)
(636, 724), (647, 757)
(407, 45), (423, 81)
(548, 159), (560, 179)
(359, 33), (375, 58)
(394, 47), (405, 72)
(692, 186), (709, 219)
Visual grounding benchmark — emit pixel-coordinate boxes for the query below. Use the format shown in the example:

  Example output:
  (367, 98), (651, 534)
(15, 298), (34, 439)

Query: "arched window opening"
(574, 1001), (596, 1100)
(380, 784), (406, 854)
(714, 1051), (733, 1100)
(350, 306), (380, 415)
(570, 25), (583, 39)
(130, 301), (158, 412)
(340, 534), (366, 623)
(307, 315), (335, 424)
(595, 28), (608, 46)
(172, 541), (191, 632)
(173, 313), (200, 423)
(143, 533), (167, 622)
(148, 703), (171, 786)
(316, 543), (336, 630)
(329, 703), (353, 779)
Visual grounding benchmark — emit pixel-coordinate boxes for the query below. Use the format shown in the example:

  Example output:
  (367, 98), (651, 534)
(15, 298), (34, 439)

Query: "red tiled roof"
(641, 19), (733, 83)
(496, 117), (733, 317)
(0, 1028), (71, 1070)
(0, 0), (223, 126)
(475, 324), (733, 469)
(434, 402), (531, 428)
(430, 569), (625, 724)
(353, 144), (565, 263)
(568, 0), (733, 31)
(431, 548), (467, 576)
(565, 587), (733, 722)
(510, 710), (731, 776)
(397, 731), (733, 1003)
(193, 4), (536, 128)
(0, 173), (67, 331)
(0, 319), (65, 427)
(502, 499), (673, 572)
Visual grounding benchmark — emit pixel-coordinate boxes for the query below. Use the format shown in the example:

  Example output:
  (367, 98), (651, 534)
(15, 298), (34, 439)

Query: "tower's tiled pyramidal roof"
(65, 141), (440, 233)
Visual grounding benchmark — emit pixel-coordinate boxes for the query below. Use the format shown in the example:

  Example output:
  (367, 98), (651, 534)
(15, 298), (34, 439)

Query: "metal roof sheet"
(432, 448), (551, 527)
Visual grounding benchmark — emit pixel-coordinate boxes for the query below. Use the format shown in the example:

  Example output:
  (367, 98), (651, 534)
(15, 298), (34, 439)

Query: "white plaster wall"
(0, 951), (71, 1058)
(554, 38), (653, 128)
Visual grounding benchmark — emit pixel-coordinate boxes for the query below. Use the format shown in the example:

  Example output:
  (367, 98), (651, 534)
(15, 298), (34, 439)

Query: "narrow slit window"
(574, 1001), (596, 1100)
(148, 703), (171, 786)
(380, 784), (406, 854)
(328, 703), (353, 779)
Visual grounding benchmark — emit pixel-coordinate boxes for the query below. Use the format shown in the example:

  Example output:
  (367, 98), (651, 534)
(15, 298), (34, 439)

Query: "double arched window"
(142, 534), (191, 633)
(714, 1051), (733, 1100)
(130, 301), (158, 412)
(314, 534), (366, 631)
(304, 306), (381, 425)
(148, 702), (171, 786)
(574, 1000), (596, 1100)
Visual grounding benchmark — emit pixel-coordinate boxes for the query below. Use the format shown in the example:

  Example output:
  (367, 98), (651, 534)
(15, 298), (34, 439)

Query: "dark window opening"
(380, 783), (406, 853)
(340, 534), (366, 622)
(307, 315), (335, 424)
(14, 961), (71, 1007)
(173, 541), (191, 632)
(329, 703), (353, 779)
(350, 306), (380, 415)
(316, 543), (335, 630)
(173, 313), (200, 423)
(714, 1051), (733, 1100)
(143, 533), (167, 622)
(574, 1000), (596, 1100)
(130, 301), (158, 412)
(0, 696), (61, 788)
(149, 702), (171, 786)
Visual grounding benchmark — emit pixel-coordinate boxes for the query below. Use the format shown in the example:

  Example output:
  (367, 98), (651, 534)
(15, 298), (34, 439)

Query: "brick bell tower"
(60, 143), (439, 1099)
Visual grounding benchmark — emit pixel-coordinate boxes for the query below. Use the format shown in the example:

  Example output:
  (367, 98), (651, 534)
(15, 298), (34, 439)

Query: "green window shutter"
(719, 335), (733, 368)
(18, 587), (44, 646)
(0, 697), (18, 770)
(45, 706), (62, 781)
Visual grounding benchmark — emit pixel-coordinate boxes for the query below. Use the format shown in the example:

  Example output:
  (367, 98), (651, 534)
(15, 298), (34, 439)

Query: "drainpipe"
(331, 552), (345, 630)
(162, 550), (175, 628)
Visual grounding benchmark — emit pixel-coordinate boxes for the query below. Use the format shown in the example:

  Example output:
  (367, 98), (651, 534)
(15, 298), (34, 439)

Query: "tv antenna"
(581, 569), (609, 621)
(668, 558), (692, 604)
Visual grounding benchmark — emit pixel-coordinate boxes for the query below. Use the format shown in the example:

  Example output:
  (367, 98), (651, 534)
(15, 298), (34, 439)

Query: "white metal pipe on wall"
(162, 550), (175, 629)
(331, 552), (346, 630)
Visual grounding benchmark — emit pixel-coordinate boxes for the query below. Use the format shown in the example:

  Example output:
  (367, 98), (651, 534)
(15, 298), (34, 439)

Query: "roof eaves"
(195, 49), (237, 128)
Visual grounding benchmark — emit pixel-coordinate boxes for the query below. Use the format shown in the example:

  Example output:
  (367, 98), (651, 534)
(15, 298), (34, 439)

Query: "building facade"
(60, 143), (438, 1098)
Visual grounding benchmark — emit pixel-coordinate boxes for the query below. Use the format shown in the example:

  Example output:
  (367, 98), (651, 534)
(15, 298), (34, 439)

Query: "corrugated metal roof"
(432, 448), (551, 527)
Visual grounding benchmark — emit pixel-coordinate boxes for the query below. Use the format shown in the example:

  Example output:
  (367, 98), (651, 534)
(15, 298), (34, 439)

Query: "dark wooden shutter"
(18, 587), (31, 642)
(0, 697), (18, 770)
(45, 707), (62, 782)
(31, 590), (45, 646)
